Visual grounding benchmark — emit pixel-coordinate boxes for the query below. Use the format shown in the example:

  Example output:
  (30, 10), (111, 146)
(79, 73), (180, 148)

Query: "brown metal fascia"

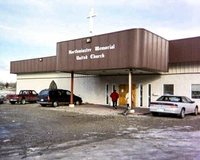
(10, 56), (57, 74)
(169, 36), (200, 63)
(137, 29), (169, 72)
(11, 28), (170, 74)
(58, 28), (169, 73)
(57, 28), (168, 45)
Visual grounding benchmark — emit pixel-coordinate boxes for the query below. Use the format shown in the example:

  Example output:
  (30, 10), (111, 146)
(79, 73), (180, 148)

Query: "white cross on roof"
(87, 8), (97, 35)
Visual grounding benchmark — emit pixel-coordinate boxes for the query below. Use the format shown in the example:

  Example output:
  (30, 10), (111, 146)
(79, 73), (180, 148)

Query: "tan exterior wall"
(15, 63), (200, 108)
(167, 62), (200, 74)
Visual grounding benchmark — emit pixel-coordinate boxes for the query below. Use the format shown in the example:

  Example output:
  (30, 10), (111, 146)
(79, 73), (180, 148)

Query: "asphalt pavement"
(1, 103), (200, 160)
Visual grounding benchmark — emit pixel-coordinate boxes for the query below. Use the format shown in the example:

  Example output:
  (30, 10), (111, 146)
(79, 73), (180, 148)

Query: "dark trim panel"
(10, 56), (57, 74)
(169, 36), (200, 63)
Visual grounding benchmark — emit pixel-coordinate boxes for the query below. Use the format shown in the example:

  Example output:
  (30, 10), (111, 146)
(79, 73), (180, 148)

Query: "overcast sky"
(0, 0), (200, 82)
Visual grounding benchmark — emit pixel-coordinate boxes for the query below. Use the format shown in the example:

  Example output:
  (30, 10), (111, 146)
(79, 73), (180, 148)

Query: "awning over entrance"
(10, 28), (169, 75)
(57, 28), (169, 73)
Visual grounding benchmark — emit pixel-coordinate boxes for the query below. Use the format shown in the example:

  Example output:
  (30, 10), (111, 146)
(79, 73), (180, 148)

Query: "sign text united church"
(68, 44), (115, 60)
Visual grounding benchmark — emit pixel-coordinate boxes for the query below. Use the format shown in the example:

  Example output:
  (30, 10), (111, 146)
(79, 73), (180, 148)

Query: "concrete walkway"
(57, 104), (151, 116)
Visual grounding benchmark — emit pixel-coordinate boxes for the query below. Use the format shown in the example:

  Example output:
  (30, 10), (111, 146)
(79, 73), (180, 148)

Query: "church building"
(10, 28), (200, 107)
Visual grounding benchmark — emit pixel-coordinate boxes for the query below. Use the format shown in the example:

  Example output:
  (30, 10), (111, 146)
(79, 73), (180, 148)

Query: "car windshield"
(157, 96), (181, 102)
(39, 90), (49, 96)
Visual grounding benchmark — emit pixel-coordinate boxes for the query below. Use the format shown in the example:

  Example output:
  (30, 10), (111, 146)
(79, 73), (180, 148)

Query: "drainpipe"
(69, 71), (74, 107)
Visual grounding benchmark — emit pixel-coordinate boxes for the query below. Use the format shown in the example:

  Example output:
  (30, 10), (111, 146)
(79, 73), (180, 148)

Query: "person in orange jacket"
(110, 90), (119, 109)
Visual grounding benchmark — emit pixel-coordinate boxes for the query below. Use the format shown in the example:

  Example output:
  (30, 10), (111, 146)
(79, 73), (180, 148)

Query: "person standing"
(125, 91), (134, 110)
(110, 90), (119, 109)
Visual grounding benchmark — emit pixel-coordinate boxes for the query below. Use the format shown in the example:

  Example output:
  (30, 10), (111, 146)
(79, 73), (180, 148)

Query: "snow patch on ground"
(16, 126), (200, 160)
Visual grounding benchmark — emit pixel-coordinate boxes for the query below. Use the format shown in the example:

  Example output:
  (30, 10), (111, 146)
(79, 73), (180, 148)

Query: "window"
(112, 84), (116, 92)
(186, 97), (193, 103)
(105, 84), (109, 104)
(157, 96), (181, 102)
(163, 84), (174, 95)
(50, 91), (59, 98)
(19, 91), (28, 95)
(61, 90), (66, 97)
(148, 84), (151, 106)
(57, 91), (62, 96)
(191, 84), (200, 99)
(32, 91), (37, 95)
(66, 91), (71, 95)
(140, 84), (143, 107)
(182, 97), (188, 103)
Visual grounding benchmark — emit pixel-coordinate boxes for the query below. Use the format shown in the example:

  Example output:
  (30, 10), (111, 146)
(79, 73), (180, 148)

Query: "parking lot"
(1, 103), (200, 160)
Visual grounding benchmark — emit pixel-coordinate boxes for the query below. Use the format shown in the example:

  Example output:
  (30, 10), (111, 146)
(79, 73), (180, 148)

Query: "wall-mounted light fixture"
(86, 37), (92, 43)
(39, 58), (43, 62)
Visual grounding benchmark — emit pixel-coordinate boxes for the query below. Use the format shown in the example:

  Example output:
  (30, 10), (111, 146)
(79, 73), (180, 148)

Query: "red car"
(6, 90), (38, 104)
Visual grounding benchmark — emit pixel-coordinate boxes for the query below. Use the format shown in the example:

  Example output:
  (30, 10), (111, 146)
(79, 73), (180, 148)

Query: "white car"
(149, 95), (198, 118)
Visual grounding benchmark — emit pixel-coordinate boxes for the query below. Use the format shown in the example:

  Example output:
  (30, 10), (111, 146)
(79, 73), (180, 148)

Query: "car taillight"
(47, 97), (50, 101)
(150, 104), (154, 107)
(170, 104), (178, 108)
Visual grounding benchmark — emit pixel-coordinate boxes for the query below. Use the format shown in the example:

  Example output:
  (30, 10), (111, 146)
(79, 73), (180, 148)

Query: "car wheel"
(194, 107), (198, 116)
(21, 99), (26, 105)
(75, 100), (81, 105)
(52, 101), (58, 107)
(180, 109), (185, 118)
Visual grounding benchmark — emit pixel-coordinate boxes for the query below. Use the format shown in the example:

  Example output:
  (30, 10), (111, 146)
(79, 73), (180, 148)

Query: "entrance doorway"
(119, 84), (136, 106)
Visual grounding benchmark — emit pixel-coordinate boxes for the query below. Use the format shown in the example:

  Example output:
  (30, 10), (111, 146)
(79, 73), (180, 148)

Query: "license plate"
(157, 108), (164, 111)
(155, 105), (162, 107)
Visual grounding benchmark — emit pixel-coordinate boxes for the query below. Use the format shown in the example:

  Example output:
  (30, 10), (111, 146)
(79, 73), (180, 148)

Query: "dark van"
(37, 89), (82, 107)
